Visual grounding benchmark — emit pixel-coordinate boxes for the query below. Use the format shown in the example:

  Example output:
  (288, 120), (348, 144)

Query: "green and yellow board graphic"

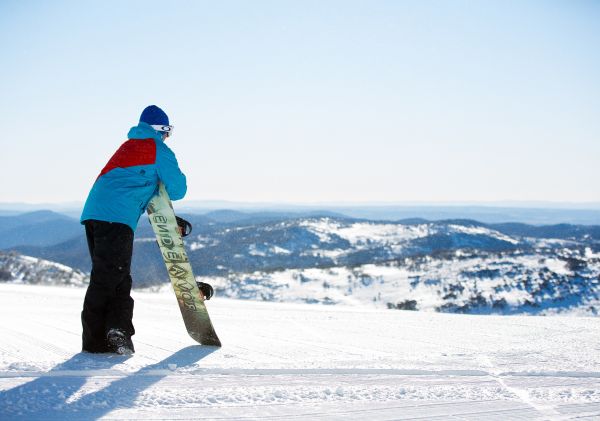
(147, 184), (221, 346)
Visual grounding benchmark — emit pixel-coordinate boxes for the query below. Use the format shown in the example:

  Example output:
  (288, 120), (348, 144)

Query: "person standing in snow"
(80, 105), (186, 354)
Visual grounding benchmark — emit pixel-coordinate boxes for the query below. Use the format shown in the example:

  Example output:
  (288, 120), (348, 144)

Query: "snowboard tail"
(147, 184), (221, 346)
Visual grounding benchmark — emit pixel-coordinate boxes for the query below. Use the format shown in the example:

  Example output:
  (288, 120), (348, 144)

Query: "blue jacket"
(81, 122), (187, 231)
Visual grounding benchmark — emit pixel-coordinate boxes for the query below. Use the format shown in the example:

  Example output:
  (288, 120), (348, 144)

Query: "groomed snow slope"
(1, 284), (599, 420)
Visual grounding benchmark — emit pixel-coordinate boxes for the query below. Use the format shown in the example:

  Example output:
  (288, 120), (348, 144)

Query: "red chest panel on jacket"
(98, 139), (157, 178)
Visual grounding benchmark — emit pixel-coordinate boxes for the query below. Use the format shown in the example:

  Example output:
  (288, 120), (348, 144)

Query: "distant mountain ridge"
(2, 203), (600, 225)
(202, 209), (348, 225)
(6, 214), (600, 278)
(0, 211), (82, 249)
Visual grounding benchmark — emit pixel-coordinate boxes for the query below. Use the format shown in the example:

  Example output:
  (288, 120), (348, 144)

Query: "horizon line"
(1, 200), (600, 211)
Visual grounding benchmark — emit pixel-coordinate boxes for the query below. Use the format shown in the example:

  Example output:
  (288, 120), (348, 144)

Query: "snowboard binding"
(176, 216), (192, 237)
(196, 281), (214, 300)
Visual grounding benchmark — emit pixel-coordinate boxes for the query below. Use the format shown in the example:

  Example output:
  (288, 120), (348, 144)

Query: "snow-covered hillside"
(4, 216), (600, 315)
(170, 219), (600, 317)
(0, 251), (87, 287)
(1, 283), (599, 419)
(182, 218), (600, 315)
(205, 247), (600, 315)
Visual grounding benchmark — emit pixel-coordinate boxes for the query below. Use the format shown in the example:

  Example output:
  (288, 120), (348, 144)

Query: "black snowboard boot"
(107, 328), (135, 355)
(196, 282), (214, 300)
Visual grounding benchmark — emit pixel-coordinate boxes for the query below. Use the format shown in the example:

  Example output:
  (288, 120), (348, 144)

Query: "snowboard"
(147, 183), (221, 346)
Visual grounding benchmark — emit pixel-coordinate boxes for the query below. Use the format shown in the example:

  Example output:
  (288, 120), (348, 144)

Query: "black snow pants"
(81, 220), (135, 353)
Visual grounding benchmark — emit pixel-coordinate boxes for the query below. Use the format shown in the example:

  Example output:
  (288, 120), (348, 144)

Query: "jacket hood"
(127, 122), (163, 142)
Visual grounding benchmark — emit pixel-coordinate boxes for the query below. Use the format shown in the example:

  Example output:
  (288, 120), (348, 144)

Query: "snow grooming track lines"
(478, 354), (562, 419)
(1, 284), (600, 420)
(0, 324), (73, 361)
(1, 371), (599, 419)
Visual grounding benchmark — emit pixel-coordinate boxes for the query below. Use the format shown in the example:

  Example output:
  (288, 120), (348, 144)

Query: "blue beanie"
(139, 105), (169, 126)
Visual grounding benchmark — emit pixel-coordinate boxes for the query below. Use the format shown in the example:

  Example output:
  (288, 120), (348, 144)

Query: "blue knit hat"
(139, 105), (169, 126)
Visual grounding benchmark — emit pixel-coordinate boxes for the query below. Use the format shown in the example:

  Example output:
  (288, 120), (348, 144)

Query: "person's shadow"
(0, 346), (218, 420)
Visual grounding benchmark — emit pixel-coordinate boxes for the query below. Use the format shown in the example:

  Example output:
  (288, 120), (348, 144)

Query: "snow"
(206, 248), (600, 315)
(18, 255), (75, 274)
(249, 244), (292, 256)
(301, 219), (522, 251)
(544, 258), (571, 275)
(248, 244), (266, 256)
(133, 238), (156, 243)
(447, 224), (520, 245)
(0, 253), (88, 287)
(301, 219), (430, 246)
(189, 242), (205, 251)
(1, 283), (600, 419)
(271, 245), (292, 255)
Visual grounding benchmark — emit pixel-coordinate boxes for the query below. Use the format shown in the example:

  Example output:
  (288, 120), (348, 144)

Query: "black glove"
(196, 281), (214, 300)
(176, 216), (192, 237)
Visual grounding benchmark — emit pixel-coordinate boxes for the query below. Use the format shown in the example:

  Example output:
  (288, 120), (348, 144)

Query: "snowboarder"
(80, 105), (187, 354)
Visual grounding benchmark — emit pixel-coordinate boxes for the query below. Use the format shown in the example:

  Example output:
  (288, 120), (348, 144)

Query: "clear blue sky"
(1, 0), (599, 205)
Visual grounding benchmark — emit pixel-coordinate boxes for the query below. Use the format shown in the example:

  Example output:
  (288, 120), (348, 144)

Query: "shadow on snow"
(0, 345), (217, 420)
